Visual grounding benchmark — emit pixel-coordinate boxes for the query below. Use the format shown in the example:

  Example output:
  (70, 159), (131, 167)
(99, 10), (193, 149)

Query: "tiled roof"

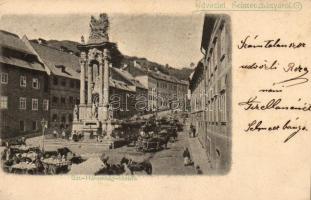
(0, 30), (34, 55)
(0, 56), (44, 72)
(30, 41), (81, 80)
(148, 70), (177, 84)
(0, 30), (45, 72)
(112, 67), (147, 90)
(109, 78), (135, 92)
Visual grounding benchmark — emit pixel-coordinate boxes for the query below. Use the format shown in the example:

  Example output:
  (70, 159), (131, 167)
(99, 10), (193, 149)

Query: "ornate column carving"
(79, 52), (86, 105)
(103, 48), (110, 120)
(87, 60), (93, 105)
(98, 53), (103, 106)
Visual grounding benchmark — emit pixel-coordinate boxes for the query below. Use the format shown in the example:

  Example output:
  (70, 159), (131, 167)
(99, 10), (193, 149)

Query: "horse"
(120, 157), (152, 175)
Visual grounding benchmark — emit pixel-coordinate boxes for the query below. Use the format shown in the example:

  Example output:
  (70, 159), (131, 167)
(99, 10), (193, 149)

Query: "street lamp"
(41, 118), (48, 152)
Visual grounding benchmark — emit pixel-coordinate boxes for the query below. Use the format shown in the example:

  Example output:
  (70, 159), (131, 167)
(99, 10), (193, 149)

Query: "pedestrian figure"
(61, 129), (66, 139)
(53, 129), (58, 138)
(183, 147), (193, 166)
(190, 124), (196, 138)
(196, 165), (203, 174)
(192, 127), (196, 138)
(189, 124), (194, 138)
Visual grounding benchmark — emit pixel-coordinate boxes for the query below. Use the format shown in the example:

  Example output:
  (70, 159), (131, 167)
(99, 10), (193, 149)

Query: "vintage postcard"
(0, 0), (310, 200)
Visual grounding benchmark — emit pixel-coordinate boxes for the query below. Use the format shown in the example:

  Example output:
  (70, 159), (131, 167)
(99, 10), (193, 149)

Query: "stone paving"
(25, 128), (198, 175)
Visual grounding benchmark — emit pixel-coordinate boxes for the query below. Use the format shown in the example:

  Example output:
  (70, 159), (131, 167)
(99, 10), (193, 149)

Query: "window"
(0, 96), (8, 109)
(1, 73), (8, 84)
(61, 79), (66, 87)
(52, 96), (58, 104)
(32, 121), (37, 131)
(43, 99), (49, 111)
(52, 114), (58, 121)
(32, 78), (39, 89)
(19, 97), (26, 110)
(32, 98), (38, 110)
(61, 115), (66, 123)
(53, 77), (58, 85)
(61, 97), (66, 104)
(220, 92), (227, 123)
(20, 120), (25, 131)
(20, 76), (26, 87)
(69, 96), (74, 104)
(75, 80), (80, 89)
(70, 80), (75, 88)
(1, 113), (8, 128)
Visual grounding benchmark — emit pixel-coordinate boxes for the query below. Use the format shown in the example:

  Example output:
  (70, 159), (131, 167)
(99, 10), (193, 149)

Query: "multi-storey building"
(189, 15), (232, 174)
(123, 62), (157, 112)
(176, 79), (189, 111)
(124, 61), (189, 112)
(0, 30), (49, 141)
(24, 38), (81, 131)
(110, 67), (148, 117)
(134, 74), (157, 112)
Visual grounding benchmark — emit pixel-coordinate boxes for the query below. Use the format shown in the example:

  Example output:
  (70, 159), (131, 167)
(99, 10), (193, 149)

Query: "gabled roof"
(0, 30), (45, 72)
(29, 41), (81, 80)
(0, 30), (34, 55)
(112, 67), (147, 90)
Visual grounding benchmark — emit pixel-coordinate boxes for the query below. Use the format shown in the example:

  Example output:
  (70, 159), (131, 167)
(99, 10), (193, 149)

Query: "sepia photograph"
(0, 12), (231, 176)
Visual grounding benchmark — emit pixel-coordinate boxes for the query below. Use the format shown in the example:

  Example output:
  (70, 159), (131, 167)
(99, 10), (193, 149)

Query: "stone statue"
(74, 105), (79, 120)
(88, 13), (110, 44)
(92, 102), (98, 119)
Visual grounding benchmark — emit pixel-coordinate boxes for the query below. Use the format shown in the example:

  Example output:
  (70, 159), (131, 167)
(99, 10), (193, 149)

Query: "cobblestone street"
(25, 128), (197, 175)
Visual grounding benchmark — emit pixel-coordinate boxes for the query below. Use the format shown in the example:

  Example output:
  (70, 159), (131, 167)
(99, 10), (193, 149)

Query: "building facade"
(124, 62), (189, 112)
(24, 38), (81, 131)
(0, 30), (49, 140)
(189, 15), (232, 174)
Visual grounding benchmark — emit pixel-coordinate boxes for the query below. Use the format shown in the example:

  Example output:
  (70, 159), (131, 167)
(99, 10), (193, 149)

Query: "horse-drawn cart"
(136, 138), (161, 152)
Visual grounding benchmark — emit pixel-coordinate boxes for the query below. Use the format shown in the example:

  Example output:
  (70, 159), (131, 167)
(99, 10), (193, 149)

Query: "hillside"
(42, 39), (193, 81)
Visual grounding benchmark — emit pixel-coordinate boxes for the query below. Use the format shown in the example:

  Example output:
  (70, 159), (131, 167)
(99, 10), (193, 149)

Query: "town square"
(0, 13), (231, 175)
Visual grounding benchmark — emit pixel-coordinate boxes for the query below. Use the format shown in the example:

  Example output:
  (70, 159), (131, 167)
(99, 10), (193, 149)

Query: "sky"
(0, 13), (204, 69)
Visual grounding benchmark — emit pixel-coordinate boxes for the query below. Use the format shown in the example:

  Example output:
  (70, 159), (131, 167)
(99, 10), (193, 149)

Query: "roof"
(30, 41), (81, 79)
(201, 15), (218, 51)
(0, 30), (45, 72)
(109, 78), (135, 92)
(148, 70), (177, 84)
(112, 67), (147, 90)
(179, 80), (189, 85)
(0, 30), (35, 55)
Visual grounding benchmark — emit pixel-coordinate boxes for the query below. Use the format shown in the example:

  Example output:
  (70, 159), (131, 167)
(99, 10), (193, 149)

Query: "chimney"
(55, 65), (66, 73)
